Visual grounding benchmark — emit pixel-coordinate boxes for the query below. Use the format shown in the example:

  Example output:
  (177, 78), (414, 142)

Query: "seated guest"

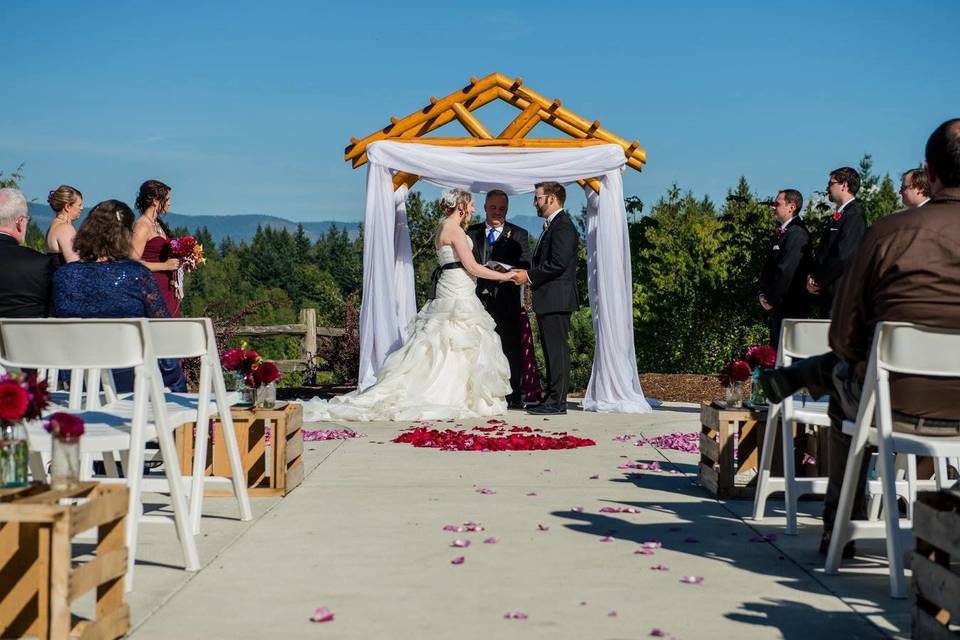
(52, 199), (186, 391)
(0, 188), (57, 318)
(45, 185), (83, 264)
(761, 118), (960, 555)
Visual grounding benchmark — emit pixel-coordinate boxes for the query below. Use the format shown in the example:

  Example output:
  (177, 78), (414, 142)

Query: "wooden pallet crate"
(912, 488), (960, 639)
(0, 482), (129, 640)
(699, 401), (768, 498)
(175, 402), (305, 497)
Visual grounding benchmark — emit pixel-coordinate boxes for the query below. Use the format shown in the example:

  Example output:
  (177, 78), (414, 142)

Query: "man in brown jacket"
(761, 118), (960, 554)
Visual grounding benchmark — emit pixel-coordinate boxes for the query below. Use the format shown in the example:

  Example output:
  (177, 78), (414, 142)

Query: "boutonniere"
(504, 229), (512, 239)
(832, 209), (842, 222)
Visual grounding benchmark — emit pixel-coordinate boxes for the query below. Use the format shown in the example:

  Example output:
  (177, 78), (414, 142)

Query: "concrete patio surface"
(118, 402), (909, 639)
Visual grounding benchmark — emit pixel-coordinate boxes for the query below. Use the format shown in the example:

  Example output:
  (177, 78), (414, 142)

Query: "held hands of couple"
(508, 269), (530, 285)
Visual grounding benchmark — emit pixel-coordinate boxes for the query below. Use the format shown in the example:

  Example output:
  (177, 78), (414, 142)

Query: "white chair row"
(0, 317), (253, 592)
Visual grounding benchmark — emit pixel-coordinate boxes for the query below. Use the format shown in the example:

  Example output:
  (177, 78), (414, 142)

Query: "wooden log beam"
(393, 171), (420, 191)
(451, 102), (493, 139)
(498, 100), (542, 139)
(345, 72), (500, 162)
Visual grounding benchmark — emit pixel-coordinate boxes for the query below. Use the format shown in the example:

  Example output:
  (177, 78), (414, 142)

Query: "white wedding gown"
(309, 239), (511, 421)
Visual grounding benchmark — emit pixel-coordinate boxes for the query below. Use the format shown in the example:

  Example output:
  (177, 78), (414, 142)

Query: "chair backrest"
(780, 319), (831, 363)
(876, 321), (960, 378)
(0, 319), (148, 369)
(148, 319), (209, 359)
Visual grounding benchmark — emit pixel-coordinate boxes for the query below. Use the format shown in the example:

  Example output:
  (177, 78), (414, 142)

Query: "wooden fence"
(234, 308), (344, 375)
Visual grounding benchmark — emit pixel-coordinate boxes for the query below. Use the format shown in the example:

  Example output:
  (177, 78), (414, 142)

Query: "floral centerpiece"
(744, 344), (777, 406)
(44, 412), (85, 490)
(221, 345), (282, 408)
(0, 371), (49, 487)
(718, 359), (751, 408)
(168, 235), (206, 300)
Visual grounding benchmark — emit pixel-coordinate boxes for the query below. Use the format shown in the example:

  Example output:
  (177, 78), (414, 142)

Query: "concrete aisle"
(128, 404), (906, 639)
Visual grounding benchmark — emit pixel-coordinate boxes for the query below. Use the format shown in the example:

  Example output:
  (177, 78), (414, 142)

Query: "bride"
(311, 188), (522, 421)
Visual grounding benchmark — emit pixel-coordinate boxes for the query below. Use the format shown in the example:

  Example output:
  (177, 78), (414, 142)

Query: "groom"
(468, 190), (531, 409)
(514, 182), (579, 415)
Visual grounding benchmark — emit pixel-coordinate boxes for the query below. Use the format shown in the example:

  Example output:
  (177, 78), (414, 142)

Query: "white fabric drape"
(357, 141), (651, 413)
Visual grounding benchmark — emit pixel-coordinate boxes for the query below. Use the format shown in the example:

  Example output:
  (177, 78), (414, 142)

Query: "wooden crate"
(0, 482), (129, 640)
(912, 488), (960, 639)
(175, 402), (304, 497)
(699, 401), (768, 498)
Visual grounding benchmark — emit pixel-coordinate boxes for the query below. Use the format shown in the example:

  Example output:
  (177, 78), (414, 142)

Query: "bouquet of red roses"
(221, 345), (282, 388)
(718, 359), (751, 387)
(168, 235), (206, 300)
(745, 345), (777, 369)
(0, 371), (50, 426)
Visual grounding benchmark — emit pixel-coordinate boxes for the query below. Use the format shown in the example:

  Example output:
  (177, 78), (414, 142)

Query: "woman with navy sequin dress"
(52, 199), (186, 391)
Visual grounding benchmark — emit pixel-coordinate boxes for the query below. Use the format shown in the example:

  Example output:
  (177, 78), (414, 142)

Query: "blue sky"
(2, 0), (957, 222)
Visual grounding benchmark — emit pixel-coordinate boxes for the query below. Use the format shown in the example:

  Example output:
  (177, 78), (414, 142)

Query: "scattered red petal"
(680, 576), (704, 584)
(310, 607), (334, 623)
(651, 564), (669, 571)
(572, 506), (585, 512)
(393, 427), (594, 452)
(451, 539), (471, 548)
(537, 524), (550, 531)
(451, 556), (465, 565)
(608, 611), (618, 617)
(599, 536), (614, 542)
(483, 537), (498, 544)
(650, 629), (668, 637)
(589, 474), (600, 479)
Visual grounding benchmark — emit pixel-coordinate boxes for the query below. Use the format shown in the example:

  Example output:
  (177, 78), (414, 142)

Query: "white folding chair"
(826, 322), (960, 598)
(0, 318), (200, 592)
(753, 319), (832, 533)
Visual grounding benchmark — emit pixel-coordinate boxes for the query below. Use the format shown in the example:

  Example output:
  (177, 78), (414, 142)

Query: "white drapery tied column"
(357, 141), (651, 414)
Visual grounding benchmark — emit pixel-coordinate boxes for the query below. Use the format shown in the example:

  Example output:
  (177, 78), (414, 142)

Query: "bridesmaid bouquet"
(168, 235), (206, 300)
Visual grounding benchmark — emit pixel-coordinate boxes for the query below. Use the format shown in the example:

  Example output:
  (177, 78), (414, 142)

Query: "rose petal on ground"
(452, 539), (471, 548)
(599, 536), (614, 542)
(651, 564), (669, 571)
(504, 611), (528, 620)
(537, 524), (550, 531)
(526, 492), (538, 496)
(476, 487), (496, 494)
(589, 474), (600, 479)
(442, 524), (459, 531)
(650, 629), (668, 637)
(635, 549), (655, 555)
(680, 576), (704, 584)
(572, 506), (585, 512)
(310, 607), (334, 623)
(642, 541), (662, 549)
(599, 506), (621, 513)
(451, 556), (465, 565)
(483, 537), (498, 544)
(622, 507), (642, 513)
(608, 610), (618, 617)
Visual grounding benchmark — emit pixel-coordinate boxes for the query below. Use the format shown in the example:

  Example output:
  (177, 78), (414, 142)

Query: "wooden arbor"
(344, 72), (647, 193)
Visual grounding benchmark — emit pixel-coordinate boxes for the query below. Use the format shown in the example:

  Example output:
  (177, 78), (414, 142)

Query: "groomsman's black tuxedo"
(758, 216), (812, 348)
(468, 221), (531, 405)
(810, 199), (867, 315)
(0, 233), (56, 318)
(528, 209), (579, 409)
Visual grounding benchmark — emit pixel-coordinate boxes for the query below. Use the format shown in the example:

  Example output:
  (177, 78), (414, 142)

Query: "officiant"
(468, 190), (532, 409)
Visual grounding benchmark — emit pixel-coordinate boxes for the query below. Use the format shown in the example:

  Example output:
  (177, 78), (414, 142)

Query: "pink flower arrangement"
(44, 412), (85, 439)
(221, 345), (282, 388)
(0, 372), (49, 426)
(745, 345), (777, 369)
(719, 360), (751, 386)
(168, 235), (205, 272)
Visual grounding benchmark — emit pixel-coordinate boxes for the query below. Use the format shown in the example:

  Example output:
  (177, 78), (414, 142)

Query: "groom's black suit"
(468, 221), (531, 404)
(528, 210), (579, 408)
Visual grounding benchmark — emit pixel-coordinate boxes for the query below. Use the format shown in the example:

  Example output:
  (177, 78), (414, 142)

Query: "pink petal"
(537, 524), (550, 531)
(599, 535), (614, 542)
(451, 556), (465, 565)
(599, 506), (621, 513)
(483, 537), (498, 544)
(310, 607), (334, 623)
(451, 539), (471, 548)
(572, 506), (585, 512)
(476, 487), (496, 494)
(589, 474), (600, 479)
(442, 524), (461, 532)
(642, 541), (662, 549)
(650, 629), (668, 637)
(635, 549), (655, 555)
(680, 575), (704, 584)
(526, 492), (538, 496)
(651, 564), (669, 571)
(608, 611), (618, 617)
(504, 611), (528, 620)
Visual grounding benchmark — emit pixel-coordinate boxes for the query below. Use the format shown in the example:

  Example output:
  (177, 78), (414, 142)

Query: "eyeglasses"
(827, 180), (839, 188)
(533, 194), (549, 201)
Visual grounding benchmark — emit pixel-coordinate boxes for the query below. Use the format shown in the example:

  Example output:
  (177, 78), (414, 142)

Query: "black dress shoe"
(527, 403), (566, 415)
(507, 399), (526, 410)
(819, 530), (856, 559)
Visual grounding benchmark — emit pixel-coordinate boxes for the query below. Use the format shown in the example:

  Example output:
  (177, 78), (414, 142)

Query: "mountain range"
(27, 203), (548, 244)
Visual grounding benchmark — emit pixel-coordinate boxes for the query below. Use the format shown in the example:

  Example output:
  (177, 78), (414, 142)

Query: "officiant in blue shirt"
(468, 190), (531, 409)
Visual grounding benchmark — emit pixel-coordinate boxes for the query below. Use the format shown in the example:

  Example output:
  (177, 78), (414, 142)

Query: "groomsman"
(758, 189), (811, 348)
(806, 167), (867, 315)
(514, 182), (579, 415)
(468, 190), (531, 409)
(900, 167), (931, 207)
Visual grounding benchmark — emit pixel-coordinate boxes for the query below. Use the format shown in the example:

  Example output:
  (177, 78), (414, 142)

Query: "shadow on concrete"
(725, 598), (890, 639)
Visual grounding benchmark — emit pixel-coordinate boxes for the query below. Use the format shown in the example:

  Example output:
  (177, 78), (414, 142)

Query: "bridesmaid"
(130, 179), (180, 316)
(45, 185), (83, 265)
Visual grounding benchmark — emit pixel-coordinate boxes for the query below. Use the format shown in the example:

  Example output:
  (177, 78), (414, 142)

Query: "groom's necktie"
(487, 227), (497, 247)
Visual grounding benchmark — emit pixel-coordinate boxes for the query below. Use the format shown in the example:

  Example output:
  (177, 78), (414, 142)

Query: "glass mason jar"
(0, 422), (30, 488)
(234, 372), (255, 406)
(255, 382), (277, 409)
(724, 381), (744, 409)
(50, 434), (81, 491)
(749, 367), (768, 406)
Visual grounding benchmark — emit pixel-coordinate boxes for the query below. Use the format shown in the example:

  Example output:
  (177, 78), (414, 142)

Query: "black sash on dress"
(428, 262), (464, 300)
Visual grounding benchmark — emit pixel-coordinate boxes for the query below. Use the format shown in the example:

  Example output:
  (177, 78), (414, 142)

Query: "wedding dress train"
(309, 240), (511, 421)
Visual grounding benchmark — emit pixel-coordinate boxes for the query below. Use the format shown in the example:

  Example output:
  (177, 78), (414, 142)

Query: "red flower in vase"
(719, 360), (752, 386)
(254, 361), (281, 386)
(745, 345), (777, 369)
(221, 347), (245, 371)
(44, 412), (85, 438)
(0, 380), (29, 423)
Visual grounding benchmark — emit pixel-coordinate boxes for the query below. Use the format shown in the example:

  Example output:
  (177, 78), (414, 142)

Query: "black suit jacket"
(468, 221), (531, 317)
(758, 217), (811, 316)
(529, 210), (579, 315)
(0, 234), (57, 318)
(811, 199), (867, 297)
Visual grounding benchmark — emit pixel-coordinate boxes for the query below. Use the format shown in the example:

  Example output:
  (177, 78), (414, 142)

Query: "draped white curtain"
(357, 140), (651, 414)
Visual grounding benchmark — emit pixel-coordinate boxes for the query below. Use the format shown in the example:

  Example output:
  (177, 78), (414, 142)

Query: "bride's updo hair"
(438, 188), (472, 215)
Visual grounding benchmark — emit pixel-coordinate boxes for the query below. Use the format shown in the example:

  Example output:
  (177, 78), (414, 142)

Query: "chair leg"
(752, 403), (780, 521)
(782, 415), (799, 535)
(103, 451), (121, 478)
(213, 369), (252, 522)
(28, 451), (46, 482)
(906, 455), (918, 520)
(935, 457), (948, 491)
(189, 364), (212, 535)
(876, 433), (907, 598)
(124, 374), (148, 593)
